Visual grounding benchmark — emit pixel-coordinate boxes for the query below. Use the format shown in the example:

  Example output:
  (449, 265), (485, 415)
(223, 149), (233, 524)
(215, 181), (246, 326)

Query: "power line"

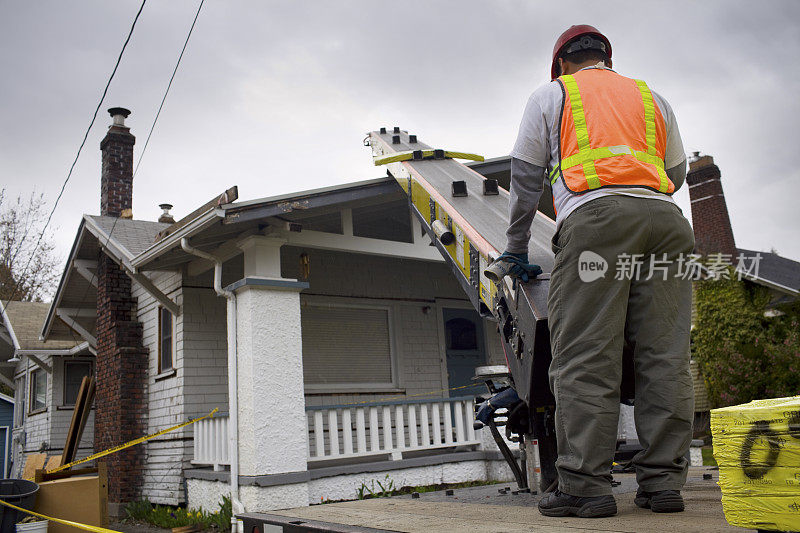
(134, 0), (205, 178)
(67, 0), (206, 344)
(2, 0), (148, 308)
(91, 0), (206, 281)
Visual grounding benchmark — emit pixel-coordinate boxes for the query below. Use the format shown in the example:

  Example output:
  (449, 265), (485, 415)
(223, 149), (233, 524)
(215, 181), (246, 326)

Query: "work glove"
(485, 251), (543, 283)
(475, 387), (521, 425)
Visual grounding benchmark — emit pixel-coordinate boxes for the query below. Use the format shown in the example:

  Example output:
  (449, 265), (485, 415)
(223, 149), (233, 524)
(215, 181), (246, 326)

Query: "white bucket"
(16, 520), (48, 533)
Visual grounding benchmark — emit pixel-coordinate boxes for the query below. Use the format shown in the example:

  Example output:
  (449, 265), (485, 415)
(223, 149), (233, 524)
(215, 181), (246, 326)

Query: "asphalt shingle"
(3, 301), (79, 350)
(86, 216), (170, 258)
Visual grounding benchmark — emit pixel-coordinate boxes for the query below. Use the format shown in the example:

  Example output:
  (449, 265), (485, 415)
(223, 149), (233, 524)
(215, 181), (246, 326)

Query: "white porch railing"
(192, 414), (230, 471)
(306, 396), (480, 463)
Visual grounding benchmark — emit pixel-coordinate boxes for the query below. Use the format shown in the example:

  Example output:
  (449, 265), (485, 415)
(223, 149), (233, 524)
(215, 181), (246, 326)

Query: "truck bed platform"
(241, 467), (744, 533)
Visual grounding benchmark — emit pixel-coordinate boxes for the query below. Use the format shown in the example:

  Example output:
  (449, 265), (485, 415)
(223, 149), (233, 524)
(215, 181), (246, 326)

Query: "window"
(301, 304), (394, 389)
(63, 360), (93, 406)
(29, 369), (46, 414)
(158, 307), (174, 373)
(446, 318), (478, 350)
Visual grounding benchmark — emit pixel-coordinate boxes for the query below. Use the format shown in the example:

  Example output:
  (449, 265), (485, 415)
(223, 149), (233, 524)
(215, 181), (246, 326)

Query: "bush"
(124, 495), (232, 531)
(693, 273), (800, 408)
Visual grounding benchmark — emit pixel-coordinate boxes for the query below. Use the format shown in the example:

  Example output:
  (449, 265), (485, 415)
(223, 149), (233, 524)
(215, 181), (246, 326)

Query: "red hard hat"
(551, 25), (612, 80)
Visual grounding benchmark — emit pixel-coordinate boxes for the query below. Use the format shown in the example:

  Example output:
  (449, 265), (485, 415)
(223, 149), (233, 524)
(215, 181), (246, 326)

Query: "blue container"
(0, 480), (39, 533)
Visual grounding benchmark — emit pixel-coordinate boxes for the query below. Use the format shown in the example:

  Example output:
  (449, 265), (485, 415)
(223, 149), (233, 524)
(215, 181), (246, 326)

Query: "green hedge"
(693, 273), (800, 408)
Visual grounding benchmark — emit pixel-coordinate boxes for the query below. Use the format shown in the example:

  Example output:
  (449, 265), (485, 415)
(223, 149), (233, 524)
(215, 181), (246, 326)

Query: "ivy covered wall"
(693, 274), (799, 408)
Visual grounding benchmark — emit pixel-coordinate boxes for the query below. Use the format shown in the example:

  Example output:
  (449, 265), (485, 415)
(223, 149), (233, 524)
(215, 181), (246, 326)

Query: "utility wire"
(66, 0), (205, 345)
(133, 0), (205, 178)
(2, 0), (147, 308)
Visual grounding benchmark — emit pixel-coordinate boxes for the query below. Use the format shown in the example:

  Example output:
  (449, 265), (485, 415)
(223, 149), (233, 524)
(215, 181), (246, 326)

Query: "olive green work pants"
(547, 195), (695, 496)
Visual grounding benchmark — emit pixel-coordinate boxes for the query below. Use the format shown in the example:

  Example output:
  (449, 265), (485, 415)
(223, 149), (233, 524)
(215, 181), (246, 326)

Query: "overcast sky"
(2, 0), (799, 272)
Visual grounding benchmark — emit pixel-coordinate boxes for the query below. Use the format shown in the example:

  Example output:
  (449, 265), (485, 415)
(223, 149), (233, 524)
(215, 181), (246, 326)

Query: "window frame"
(157, 306), (176, 374)
(62, 359), (94, 407)
(301, 298), (400, 394)
(28, 368), (47, 416)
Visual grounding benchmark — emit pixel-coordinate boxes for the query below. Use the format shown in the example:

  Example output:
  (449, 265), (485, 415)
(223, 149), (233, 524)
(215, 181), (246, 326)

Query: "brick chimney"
(96, 107), (147, 511)
(101, 107), (135, 218)
(686, 153), (737, 258)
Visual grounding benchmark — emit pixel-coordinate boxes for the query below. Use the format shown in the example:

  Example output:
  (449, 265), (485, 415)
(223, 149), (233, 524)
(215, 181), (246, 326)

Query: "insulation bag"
(711, 395), (800, 531)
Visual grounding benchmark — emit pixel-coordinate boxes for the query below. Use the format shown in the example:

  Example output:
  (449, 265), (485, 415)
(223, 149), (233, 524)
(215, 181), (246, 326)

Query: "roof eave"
(740, 272), (800, 297)
(131, 208), (225, 270)
(82, 215), (135, 267)
(41, 218), (89, 341)
(0, 303), (20, 350)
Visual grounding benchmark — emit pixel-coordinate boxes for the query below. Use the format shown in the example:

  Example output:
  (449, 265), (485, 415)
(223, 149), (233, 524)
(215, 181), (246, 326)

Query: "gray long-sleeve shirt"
(506, 66), (688, 254)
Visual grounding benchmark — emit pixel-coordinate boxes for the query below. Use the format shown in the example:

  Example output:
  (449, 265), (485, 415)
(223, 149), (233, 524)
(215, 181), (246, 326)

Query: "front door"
(443, 307), (486, 397)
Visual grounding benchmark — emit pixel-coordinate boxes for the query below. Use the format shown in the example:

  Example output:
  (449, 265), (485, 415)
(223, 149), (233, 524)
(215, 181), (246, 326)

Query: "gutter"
(180, 238), (244, 531)
(132, 209), (225, 270)
(0, 303), (20, 351)
(14, 341), (92, 358)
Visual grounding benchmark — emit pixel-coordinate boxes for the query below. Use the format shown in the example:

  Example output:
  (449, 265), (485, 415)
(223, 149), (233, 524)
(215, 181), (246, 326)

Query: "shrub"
(693, 273), (800, 408)
(124, 495), (232, 531)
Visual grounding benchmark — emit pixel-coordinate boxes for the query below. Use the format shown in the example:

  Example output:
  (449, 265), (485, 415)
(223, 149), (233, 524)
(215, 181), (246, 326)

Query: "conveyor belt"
(368, 130), (558, 494)
(372, 129), (555, 272)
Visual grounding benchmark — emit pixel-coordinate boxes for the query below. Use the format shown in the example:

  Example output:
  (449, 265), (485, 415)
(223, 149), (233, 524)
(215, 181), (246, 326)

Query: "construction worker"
(492, 25), (694, 517)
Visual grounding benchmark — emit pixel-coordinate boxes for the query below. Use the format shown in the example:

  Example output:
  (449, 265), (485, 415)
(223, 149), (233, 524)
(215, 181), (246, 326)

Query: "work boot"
(537, 489), (617, 518)
(634, 489), (684, 513)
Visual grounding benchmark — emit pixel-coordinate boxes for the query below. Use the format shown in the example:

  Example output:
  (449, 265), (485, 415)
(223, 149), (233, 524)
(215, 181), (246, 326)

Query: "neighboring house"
(0, 301), (94, 477)
(686, 154), (800, 421)
(686, 153), (800, 303)
(0, 393), (14, 476)
(40, 110), (524, 514)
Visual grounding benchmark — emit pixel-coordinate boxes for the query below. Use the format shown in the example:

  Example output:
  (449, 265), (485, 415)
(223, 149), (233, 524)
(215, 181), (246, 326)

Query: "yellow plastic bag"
(711, 395), (800, 531)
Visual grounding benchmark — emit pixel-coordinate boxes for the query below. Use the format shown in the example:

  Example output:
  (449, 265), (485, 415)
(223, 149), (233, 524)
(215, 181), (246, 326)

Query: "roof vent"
(108, 107), (131, 128)
(158, 203), (175, 224)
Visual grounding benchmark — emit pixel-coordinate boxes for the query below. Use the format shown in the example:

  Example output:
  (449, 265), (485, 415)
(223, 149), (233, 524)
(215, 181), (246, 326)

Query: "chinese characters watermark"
(578, 251), (762, 282)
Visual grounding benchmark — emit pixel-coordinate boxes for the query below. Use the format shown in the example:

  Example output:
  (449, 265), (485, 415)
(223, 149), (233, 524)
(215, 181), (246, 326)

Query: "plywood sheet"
(45, 456), (62, 471)
(34, 474), (107, 533)
(22, 454), (47, 481)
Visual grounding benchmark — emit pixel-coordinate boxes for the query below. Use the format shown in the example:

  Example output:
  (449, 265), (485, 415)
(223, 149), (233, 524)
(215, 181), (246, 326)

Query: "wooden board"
(22, 453), (47, 481)
(33, 463), (108, 533)
(61, 376), (95, 466)
(155, 185), (238, 241)
(45, 456), (63, 471)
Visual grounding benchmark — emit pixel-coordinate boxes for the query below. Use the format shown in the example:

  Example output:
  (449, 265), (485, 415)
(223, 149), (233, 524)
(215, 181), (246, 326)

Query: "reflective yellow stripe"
(373, 149), (484, 166)
(635, 79), (669, 192)
(561, 75), (601, 189)
(552, 144), (666, 185)
(635, 80), (657, 156)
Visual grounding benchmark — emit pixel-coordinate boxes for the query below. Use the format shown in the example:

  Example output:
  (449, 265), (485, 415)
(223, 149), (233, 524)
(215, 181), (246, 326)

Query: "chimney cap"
(108, 107), (131, 119)
(159, 203), (173, 210)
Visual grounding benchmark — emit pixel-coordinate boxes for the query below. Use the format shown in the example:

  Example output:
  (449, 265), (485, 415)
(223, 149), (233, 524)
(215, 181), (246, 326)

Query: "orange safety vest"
(549, 68), (674, 195)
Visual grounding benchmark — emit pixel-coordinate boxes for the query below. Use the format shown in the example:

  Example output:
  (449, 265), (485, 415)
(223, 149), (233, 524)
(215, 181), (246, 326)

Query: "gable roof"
(84, 215), (171, 262)
(737, 248), (800, 297)
(1, 301), (78, 351)
(40, 216), (170, 342)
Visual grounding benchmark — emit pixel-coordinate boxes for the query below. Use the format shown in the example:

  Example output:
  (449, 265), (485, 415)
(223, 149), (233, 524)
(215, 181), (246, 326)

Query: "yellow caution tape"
(0, 498), (121, 533)
(35, 408), (218, 477)
(374, 149), (484, 166)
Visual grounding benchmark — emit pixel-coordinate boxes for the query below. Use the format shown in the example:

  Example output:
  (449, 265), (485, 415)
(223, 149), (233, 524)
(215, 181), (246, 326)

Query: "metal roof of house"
(42, 178), (408, 341)
(737, 247), (800, 297)
(131, 177), (405, 271)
